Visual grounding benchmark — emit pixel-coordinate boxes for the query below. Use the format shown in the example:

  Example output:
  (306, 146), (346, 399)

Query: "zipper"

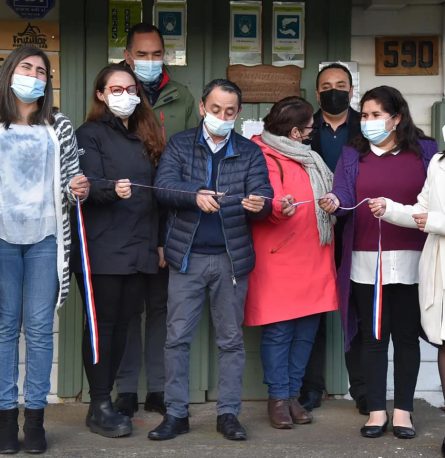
(216, 155), (237, 286)
(180, 145), (209, 273)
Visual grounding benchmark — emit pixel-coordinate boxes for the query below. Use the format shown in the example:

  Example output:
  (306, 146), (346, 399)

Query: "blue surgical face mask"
(133, 60), (163, 83)
(204, 111), (236, 137)
(360, 115), (395, 145)
(11, 73), (46, 104)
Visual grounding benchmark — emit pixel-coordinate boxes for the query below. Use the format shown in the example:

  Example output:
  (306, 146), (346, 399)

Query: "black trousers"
(351, 281), (421, 412)
(301, 314), (366, 399)
(76, 273), (145, 401)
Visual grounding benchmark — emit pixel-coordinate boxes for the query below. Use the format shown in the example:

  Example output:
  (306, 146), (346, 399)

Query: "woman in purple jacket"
(319, 86), (437, 439)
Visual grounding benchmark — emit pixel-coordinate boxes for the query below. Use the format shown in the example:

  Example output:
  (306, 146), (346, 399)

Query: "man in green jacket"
(115, 22), (199, 418)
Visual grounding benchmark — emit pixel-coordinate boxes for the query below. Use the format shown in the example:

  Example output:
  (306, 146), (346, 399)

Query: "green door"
(58, 0), (353, 401)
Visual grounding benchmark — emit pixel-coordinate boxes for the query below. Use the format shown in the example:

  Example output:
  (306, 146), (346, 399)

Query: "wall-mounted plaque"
(7, 0), (55, 20)
(227, 64), (301, 103)
(0, 21), (59, 51)
(375, 36), (439, 76)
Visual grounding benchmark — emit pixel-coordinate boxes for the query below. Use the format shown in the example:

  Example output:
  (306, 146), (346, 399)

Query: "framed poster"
(272, 2), (305, 67)
(230, 1), (262, 66)
(154, 1), (187, 66)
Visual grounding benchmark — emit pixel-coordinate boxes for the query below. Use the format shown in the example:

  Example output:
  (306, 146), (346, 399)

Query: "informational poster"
(153, 1), (187, 66)
(272, 2), (305, 68)
(229, 1), (262, 66)
(108, 1), (142, 62)
(319, 61), (360, 111)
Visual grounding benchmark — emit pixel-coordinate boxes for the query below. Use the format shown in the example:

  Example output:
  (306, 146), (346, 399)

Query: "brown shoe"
(289, 397), (313, 424)
(267, 399), (293, 429)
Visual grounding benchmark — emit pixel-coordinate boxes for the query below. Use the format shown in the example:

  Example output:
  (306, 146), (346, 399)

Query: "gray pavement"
(10, 399), (445, 457)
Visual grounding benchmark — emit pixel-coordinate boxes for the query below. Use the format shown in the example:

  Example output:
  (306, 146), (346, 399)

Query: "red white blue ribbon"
(76, 197), (99, 364)
(372, 218), (383, 340)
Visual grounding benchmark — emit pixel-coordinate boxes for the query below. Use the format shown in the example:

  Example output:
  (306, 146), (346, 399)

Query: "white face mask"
(107, 92), (140, 119)
(204, 111), (236, 137)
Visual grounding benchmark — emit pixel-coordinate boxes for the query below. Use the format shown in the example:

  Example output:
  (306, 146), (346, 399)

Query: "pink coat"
(244, 135), (338, 326)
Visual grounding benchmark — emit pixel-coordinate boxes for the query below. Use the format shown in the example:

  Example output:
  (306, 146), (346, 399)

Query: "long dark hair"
(263, 96), (313, 137)
(0, 46), (54, 127)
(352, 85), (433, 156)
(86, 64), (165, 164)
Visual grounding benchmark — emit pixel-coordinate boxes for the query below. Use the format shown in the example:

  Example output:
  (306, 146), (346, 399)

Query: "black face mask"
(319, 88), (350, 115)
(302, 129), (315, 145)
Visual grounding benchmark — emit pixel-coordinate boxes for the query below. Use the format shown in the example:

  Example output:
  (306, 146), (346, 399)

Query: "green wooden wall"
(58, 0), (352, 400)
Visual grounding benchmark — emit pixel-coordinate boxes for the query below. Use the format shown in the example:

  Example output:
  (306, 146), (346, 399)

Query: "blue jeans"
(0, 236), (58, 410)
(261, 314), (321, 399)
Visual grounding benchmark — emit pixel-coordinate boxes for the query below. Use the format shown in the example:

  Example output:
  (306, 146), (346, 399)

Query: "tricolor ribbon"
(372, 218), (383, 340)
(76, 197), (99, 364)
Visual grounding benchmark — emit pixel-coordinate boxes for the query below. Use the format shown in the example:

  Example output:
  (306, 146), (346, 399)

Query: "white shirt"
(0, 124), (56, 244)
(350, 145), (420, 285)
(202, 124), (231, 153)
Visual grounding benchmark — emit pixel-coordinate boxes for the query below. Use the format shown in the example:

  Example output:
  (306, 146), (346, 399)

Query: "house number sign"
(375, 36), (439, 76)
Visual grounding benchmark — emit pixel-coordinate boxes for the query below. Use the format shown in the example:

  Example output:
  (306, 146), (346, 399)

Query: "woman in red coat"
(245, 96), (338, 429)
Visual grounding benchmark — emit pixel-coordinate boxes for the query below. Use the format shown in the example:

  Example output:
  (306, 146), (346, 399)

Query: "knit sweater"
(354, 151), (427, 251)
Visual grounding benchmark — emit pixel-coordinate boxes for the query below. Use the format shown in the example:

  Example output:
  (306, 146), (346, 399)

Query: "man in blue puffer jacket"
(148, 79), (273, 442)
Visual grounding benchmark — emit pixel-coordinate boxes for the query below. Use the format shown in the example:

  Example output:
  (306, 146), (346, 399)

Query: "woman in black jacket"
(71, 64), (164, 438)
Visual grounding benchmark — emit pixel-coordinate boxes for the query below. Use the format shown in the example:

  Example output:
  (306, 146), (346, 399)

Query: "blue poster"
(7, 0), (55, 19)
(276, 15), (300, 40)
(158, 12), (182, 36)
(234, 14), (257, 39)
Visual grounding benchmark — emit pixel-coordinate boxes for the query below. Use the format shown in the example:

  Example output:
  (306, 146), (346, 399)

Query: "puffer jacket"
(154, 123), (273, 280)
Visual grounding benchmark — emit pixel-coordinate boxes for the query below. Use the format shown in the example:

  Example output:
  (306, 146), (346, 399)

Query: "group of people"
(0, 20), (444, 456)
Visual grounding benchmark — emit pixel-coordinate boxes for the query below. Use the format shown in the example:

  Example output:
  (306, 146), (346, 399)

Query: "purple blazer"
(332, 139), (438, 351)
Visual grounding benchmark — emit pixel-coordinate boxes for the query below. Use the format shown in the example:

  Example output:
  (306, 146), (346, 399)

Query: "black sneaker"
(144, 392), (166, 416)
(114, 393), (139, 418)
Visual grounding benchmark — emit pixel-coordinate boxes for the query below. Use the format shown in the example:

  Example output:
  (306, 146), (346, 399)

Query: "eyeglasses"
(302, 125), (318, 131)
(106, 85), (138, 96)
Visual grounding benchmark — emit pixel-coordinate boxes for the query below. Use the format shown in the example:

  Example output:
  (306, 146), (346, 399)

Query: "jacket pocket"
(270, 231), (296, 254)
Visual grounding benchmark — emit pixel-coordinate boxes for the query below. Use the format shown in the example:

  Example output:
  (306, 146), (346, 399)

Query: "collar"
(370, 143), (400, 156)
(159, 67), (170, 90)
(317, 107), (357, 129)
(202, 123), (231, 153)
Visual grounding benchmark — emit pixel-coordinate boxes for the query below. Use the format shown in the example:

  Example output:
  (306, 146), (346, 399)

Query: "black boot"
(23, 408), (46, 454)
(87, 399), (132, 438)
(0, 408), (19, 454)
(114, 393), (138, 418)
(144, 392), (166, 416)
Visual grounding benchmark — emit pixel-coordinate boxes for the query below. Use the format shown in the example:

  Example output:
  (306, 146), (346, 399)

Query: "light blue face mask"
(11, 73), (46, 104)
(204, 111), (236, 137)
(133, 60), (163, 83)
(360, 115), (395, 145)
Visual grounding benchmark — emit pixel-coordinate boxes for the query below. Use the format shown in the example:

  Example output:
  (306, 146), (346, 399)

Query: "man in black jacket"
(299, 63), (368, 415)
(148, 79), (273, 441)
(115, 23), (199, 419)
